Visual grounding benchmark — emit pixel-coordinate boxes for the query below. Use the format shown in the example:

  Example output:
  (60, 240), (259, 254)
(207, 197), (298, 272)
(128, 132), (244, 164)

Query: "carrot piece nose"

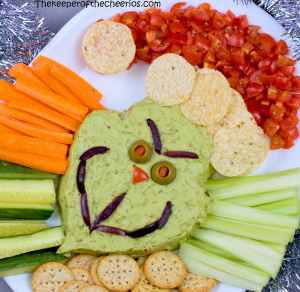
(133, 166), (149, 184)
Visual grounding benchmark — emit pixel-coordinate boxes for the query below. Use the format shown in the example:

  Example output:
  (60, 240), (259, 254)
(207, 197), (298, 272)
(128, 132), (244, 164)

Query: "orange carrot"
(0, 114), (73, 145)
(0, 104), (67, 133)
(0, 148), (67, 174)
(0, 80), (13, 102)
(0, 80), (79, 132)
(8, 97), (79, 132)
(32, 61), (84, 107)
(15, 77), (88, 120)
(34, 56), (103, 110)
(0, 123), (23, 135)
(9, 63), (50, 91)
(0, 132), (68, 159)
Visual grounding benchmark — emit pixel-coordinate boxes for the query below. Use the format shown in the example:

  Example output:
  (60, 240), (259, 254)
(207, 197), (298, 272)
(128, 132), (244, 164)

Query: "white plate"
(5, 1), (300, 291)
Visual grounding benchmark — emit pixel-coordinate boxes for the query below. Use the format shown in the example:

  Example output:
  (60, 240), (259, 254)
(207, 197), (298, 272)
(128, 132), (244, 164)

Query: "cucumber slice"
(0, 203), (54, 220)
(193, 229), (283, 277)
(206, 167), (300, 199)
(0, 226), (64, 260)
(210, 201), (299, 229)
(0, 161), (60, 189)
(0, 220), (48, 237)
(225, 188), (297, 207)
(181, 257), (263, 291)
(0, 161), (57, 180)
(180, 242), (270, 285)
(201, 215), (294, 244)
(256, 197), (300, 216)
(0, 249), (67, 277)
(0, 179), (56, 204)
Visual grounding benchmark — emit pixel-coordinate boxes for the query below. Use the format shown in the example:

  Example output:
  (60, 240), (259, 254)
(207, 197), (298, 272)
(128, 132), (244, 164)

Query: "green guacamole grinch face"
(59, 101), (212, 255)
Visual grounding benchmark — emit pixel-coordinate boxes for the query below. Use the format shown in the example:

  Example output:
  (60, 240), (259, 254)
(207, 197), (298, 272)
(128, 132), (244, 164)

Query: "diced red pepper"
(114, 2), (299, 149)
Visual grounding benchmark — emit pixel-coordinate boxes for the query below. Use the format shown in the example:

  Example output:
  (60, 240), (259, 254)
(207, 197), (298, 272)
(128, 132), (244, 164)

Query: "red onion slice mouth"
(94, 201), (173, 238)
(80, 146), (109, 161)
(147, 119), (162, 154)
(163, 151), (199, 159)
(80, 192), (91, 229)
(95, 225), (127, 236)
(91, 192), (127, 230)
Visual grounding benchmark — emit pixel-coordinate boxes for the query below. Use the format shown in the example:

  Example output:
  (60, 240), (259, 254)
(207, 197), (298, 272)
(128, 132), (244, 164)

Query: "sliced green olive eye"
(129, 140), (153, 164)
(151, 161), (176, 185)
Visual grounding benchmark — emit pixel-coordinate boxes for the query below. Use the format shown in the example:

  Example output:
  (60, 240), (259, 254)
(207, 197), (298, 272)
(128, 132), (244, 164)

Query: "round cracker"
(97, 255), (140, 291)
(207, 89), (256, 135)
(181, 68), (232, 126)
(133, 271), (170, 292)
(144, 251), (187, 289)
(72, 268), (93, 284)
(80, 285), (109, 292)
(32, 262), (74, 292)
(179, 273), (217, 292)
(67, 254), (97, 270)
(211, 124), (270, 177)
(145, 53), (196, 106)
(59, 280), (88, 292)
(82, 20), (136, 74)
(90, 257), (105, 286)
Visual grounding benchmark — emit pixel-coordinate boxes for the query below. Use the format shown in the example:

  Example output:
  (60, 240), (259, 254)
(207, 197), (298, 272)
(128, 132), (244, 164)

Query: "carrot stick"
(15, 77), (88, 120)
(32, 61), (84, 107)
(33, 56), (103, 110)
(0, 104), (67, 133)
(0, 148), (67, 174)
(0, 80), (79, 132)
(0, 132), (68, 159)
(0, 80), (13, 103)
(0, 114), (73, 145)
(9, 97), (79, 132)
(0, 123), (23, 135)
(8, 63), (50, 91)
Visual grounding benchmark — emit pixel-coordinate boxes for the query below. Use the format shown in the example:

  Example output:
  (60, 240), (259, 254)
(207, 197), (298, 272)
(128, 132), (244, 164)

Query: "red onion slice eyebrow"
(91, 193), (127, 230)
(95, 201), (173, 238)
(147, 119), (162, 154)
(76, 160), (86, 194)
(163, 151), (199, 159)
(80, 192), (91, 228)
(80, 146), (109, 161)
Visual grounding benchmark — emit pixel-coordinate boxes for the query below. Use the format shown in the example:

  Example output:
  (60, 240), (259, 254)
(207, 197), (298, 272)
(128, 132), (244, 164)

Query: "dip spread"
(59, 101), (212, 255)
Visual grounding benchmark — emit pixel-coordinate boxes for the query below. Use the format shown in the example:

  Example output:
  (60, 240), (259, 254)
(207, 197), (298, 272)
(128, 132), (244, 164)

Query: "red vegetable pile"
(113, 2), (300, 149)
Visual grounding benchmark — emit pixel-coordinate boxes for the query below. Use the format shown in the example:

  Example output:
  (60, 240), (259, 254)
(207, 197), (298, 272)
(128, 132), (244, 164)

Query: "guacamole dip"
(59, 101), (213, 255)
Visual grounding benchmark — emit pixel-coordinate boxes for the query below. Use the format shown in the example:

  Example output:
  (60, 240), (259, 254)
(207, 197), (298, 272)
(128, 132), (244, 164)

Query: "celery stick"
(189, 239), (240, 261)
(256, 198), (300, 216)
(206, 168), (300, 199)
(193, 229), (283, 276)
(268, 243), (286, 254)
(180, 243), (270, 285)
(210, 201), (299, 229)
(181, 257), (263, 291)
(201, 215), (294, 244)
(225, 189), (297, 207)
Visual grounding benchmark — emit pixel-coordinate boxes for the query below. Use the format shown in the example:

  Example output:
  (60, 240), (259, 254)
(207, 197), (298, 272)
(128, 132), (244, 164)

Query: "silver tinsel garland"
(253, 0), (300, 60)
(0, 1), (300, 292)
(0, 0), (54, 81)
